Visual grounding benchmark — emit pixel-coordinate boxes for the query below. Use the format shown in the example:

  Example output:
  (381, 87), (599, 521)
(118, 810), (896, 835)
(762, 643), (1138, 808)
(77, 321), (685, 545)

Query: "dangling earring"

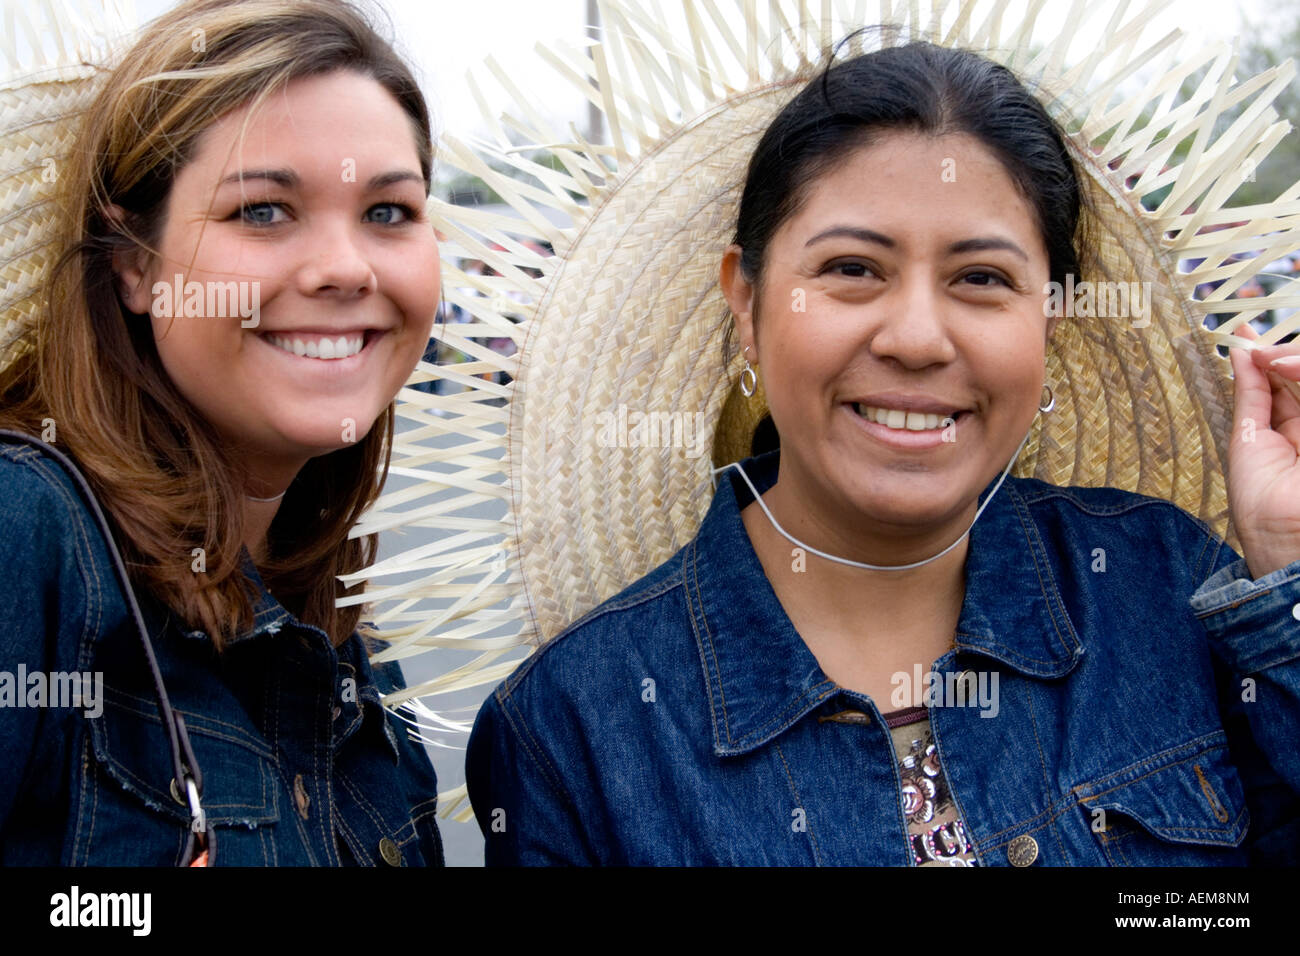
(1038, 383), (1055, 413)
(740, 345), (758, 398)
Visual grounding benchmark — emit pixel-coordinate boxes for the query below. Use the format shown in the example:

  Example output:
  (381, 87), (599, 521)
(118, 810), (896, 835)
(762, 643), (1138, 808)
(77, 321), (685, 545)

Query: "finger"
(1266, 354), (1300, 378)
(1229, 339), (1276, 439)
(1263, 366), (1300, 432)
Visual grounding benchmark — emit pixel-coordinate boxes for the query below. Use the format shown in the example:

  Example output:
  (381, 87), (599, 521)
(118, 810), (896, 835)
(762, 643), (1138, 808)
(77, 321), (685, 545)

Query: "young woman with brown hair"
(0, 0), (444, 866)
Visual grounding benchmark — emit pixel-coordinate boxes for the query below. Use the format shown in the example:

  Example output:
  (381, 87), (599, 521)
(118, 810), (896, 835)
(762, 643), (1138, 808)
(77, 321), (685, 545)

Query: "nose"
(297, 219), (377, 299)
(866, 269), (958, 369)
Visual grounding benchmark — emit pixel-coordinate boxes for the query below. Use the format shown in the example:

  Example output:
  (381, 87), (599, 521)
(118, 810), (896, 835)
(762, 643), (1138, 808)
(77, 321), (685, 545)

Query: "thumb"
(1229, 343), (1274, 439)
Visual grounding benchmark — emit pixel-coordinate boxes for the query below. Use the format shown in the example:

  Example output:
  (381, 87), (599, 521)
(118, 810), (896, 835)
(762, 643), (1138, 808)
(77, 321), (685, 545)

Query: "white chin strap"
(712, 426), (1034, 572)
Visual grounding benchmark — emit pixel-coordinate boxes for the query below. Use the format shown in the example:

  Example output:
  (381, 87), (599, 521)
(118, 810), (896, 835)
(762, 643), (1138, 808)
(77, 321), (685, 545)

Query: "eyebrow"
(805, 226), (1028, 262)
(217, 168), (425, 190)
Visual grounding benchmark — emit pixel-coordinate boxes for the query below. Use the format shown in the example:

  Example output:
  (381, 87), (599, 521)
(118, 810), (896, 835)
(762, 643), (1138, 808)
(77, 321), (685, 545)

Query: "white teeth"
(856, 404), (955, 431)
(264, 333), (367, 360)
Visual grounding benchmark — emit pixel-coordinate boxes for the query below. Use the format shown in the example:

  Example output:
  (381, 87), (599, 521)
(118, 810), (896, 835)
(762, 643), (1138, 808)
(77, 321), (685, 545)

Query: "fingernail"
(1270, 355), (1300, 369)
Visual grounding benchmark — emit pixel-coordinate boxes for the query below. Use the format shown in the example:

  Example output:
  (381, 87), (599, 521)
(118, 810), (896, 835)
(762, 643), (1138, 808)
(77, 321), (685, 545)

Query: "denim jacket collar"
(692, 450), (1083, 756)
(131, 548), (401, 762)
(134, 548), (294, 646)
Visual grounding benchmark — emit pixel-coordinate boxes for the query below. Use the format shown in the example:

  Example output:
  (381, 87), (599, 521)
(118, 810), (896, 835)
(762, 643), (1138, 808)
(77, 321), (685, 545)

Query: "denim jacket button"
(1007, 835), (1039, 867)
(378, 837), (402, 866)
(1291, 602), (1300, 621)
(293, 774), (310, 820)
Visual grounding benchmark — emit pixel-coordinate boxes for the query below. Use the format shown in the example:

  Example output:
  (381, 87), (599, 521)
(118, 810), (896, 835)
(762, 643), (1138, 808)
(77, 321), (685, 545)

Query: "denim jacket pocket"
(1073, 734), (1250, 865)
(73, 688), (280, 866)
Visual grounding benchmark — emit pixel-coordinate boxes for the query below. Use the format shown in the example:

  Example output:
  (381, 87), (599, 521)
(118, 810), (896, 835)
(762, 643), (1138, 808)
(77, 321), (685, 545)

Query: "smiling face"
(114, 69), (439, 488)
(723, 130), (1056, 543)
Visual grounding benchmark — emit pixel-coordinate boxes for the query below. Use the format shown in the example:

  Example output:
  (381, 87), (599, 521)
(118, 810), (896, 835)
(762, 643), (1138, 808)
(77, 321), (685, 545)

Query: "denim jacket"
(467, 449), (1300, 865)
(0, 436), (444, 866)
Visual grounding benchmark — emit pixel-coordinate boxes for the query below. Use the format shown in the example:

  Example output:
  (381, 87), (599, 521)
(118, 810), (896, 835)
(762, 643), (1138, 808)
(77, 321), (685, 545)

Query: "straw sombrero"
(4, 0), (1299, 826)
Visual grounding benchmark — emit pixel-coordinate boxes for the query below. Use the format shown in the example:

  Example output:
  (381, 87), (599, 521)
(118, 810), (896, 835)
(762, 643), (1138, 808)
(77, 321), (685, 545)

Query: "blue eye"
(366, 203), (416, 225)
(239, 202), (285, 225)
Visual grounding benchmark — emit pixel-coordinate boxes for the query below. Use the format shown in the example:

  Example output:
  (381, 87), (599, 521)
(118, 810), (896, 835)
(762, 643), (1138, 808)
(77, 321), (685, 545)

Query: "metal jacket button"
(379, 837), (402, 866)
(1007, 834), (1039, 867)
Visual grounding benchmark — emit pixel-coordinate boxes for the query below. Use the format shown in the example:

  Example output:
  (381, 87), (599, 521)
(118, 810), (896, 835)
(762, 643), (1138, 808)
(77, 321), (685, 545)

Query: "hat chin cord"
(713, 421), (1037, 572)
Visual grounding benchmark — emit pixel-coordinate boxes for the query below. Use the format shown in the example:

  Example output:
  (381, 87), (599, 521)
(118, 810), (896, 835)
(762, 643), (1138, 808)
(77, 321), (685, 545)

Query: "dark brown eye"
(827, 260), (872, 278)
(962, 271), (1008, 287)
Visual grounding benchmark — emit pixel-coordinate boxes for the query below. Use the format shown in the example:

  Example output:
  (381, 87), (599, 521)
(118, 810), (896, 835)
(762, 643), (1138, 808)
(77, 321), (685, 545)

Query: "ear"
(720, 244), (758, 363)
(1045, 310), (1059, 343)
(103, 203), (154, 315)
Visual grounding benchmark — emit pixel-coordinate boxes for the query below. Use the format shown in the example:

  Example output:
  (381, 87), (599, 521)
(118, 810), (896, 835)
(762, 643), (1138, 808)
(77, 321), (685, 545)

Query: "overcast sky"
(121, 0), (1276, 144)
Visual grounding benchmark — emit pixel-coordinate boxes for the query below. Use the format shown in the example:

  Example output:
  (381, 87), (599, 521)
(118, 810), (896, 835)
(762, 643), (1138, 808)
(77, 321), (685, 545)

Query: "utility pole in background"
(586, 0), (604, 143)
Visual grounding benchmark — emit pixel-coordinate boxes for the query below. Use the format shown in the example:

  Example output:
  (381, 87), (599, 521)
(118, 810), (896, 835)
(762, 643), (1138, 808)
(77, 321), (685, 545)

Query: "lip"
(843, 402), (969, 450)
(851, 392), (971, 417)
(256, 326), (390, 337)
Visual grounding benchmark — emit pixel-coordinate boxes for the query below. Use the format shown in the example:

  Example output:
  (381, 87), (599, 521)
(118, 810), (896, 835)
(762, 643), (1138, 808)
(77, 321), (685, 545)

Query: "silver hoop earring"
(740, 361), (757, 397)
(1038, 383), (1055, 413)
(740, 345), (757, 397)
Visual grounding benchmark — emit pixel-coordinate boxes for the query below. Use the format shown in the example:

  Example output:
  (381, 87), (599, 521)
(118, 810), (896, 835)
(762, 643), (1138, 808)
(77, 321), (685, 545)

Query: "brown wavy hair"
(0, 0), (434, 648)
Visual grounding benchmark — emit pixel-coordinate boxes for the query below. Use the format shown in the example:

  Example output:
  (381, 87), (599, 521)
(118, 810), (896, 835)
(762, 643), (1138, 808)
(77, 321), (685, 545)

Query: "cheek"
(978, 336), (1048, 414)
(394, 241), (440, 331)
(150, 315), (233, 396)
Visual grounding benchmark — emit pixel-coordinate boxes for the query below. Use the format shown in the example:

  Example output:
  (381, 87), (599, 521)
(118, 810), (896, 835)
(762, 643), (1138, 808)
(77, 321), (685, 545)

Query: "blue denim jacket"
(0, 437), (444, 866)
(467, 449), (1300, 865)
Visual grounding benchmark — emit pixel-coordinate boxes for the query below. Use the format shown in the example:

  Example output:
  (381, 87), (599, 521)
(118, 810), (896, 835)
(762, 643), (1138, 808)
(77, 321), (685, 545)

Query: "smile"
(852, 403), (959, 431)
(262, 331), (367, 360)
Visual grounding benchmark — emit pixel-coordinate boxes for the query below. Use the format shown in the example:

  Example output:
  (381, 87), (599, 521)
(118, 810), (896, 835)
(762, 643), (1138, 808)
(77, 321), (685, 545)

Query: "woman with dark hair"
(464, 31), (1300, 865)
(0, 0), (444, 865)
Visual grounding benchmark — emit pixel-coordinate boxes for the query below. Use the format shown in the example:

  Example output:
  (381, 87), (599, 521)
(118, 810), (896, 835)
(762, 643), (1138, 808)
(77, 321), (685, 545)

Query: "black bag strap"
(0, 430), (212, 865)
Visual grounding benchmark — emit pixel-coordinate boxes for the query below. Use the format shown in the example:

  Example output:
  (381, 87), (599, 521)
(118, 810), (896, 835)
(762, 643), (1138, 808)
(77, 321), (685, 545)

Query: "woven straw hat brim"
(1, 0), (122, 369)
(337, 0), (1300, 819)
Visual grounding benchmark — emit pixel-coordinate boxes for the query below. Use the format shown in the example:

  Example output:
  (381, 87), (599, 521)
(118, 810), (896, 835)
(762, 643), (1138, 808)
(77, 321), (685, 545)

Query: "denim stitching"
(736, 685), (838, 751)
(314, 665), (334, 862)
(334, 813), (369, 865)
(339, 772), (389, 834)
(1021, 677), (1069, 860)
(1074, 756), (1243, 839)
(1068, 731), (1226, 791)
(500, 570), (682, 695)
(494, 688), (579, 813)
(774, 742), (823, 865)
(927, 705), (983, 866)
(1008, 488), (1080, 662)
(685, 536), (732, 747)
(393, 798), (442, 846)
(100, 689), (274, 757)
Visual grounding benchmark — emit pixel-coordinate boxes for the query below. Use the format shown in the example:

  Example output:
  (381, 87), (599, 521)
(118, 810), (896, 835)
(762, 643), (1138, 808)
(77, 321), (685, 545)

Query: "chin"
(274, 414), (382, 459)
(843, 469), (974, 528)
